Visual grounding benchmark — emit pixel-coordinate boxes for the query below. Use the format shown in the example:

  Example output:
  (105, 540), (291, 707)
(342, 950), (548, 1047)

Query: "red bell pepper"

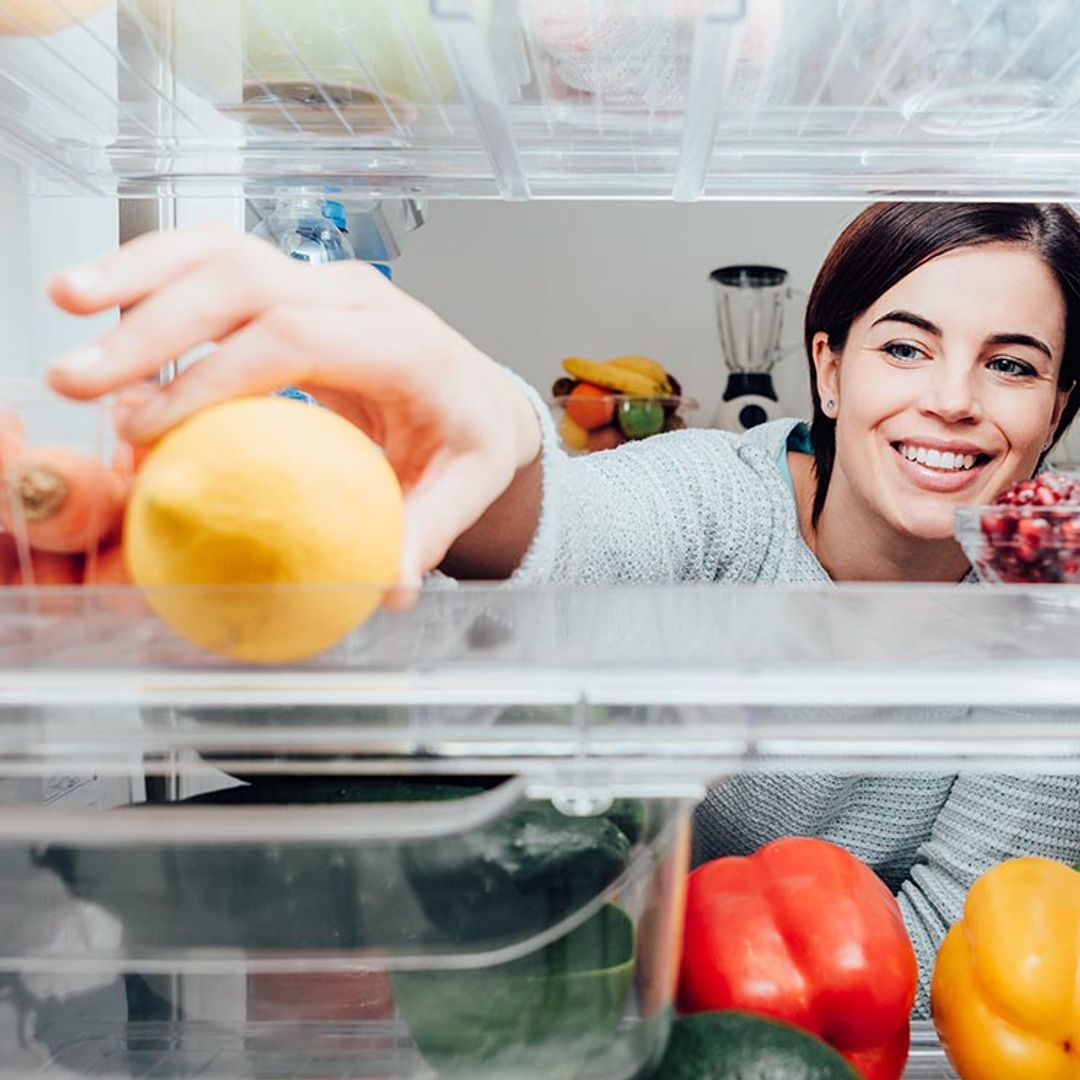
(677, 836), (917, 1080)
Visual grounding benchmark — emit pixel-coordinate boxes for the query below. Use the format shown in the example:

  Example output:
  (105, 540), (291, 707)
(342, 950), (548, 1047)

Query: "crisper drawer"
(0, 773), (692, 1079)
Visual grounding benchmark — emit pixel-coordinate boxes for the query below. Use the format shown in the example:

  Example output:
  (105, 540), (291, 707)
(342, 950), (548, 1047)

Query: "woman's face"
(815, 243), (1071, 542)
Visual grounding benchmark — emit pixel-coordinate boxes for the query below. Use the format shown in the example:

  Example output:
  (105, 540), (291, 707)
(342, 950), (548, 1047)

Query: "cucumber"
(604, 797), (647, 845)
(39, 778), (631, 951)
(402, 801), (630, 942)
(393, 903), (635, 1080)
(184, 776), (487, 805)
(650, 1013), (860, 1080)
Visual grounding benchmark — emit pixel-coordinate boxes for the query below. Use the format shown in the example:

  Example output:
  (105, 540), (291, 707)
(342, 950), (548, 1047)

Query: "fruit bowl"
(550, 393), (697, 454)
(550, 355), (696, 454)
(955, 475), (1080, 584)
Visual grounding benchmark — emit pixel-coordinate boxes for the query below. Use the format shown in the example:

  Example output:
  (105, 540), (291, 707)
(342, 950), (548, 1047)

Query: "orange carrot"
(7, 548), (85, 615)
(0, 445), (127, 554)
(0, 412), (25, 474)
(84, 542), (132, 586)
(9, 549), (84, 587)
(0, 532), (18, 585)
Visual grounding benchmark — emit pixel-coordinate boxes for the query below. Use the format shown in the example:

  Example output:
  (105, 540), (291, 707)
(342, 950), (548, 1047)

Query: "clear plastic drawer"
(0, 771), (692, 1079)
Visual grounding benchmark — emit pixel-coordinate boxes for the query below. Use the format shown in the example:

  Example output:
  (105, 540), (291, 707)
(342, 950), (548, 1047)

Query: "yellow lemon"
(124, 397), (403, 663)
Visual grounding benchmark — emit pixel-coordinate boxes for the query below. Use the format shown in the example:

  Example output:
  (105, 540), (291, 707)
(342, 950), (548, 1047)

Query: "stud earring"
(825, 399), (836, 414)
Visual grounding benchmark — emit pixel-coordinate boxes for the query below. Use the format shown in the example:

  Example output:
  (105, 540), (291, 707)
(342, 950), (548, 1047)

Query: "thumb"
(382, 527), (425, 613)
(381, 451), (509, 611)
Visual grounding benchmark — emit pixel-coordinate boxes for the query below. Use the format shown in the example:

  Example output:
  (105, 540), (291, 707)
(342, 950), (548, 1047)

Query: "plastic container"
(0, 771), (691, 1079)
(130, 0), (494, 134)
(955, 504), (1080, 584)
(6, 0), (1080, 199)
(836, 0), (1080, 135)
(550, 394), (698, 454)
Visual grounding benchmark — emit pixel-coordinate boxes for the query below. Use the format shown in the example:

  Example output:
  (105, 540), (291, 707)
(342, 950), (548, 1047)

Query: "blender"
(709, 265), (792, 432)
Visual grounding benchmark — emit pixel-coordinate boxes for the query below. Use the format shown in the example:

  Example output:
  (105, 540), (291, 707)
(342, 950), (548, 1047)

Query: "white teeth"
(897, 443), (980, 472)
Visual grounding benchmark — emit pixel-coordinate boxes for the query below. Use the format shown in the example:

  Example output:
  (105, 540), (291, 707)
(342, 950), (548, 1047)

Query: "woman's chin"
(891, 503), (963, 544)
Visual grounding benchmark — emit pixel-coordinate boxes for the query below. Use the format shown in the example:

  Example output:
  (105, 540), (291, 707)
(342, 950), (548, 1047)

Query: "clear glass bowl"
(955, 505), (1080, 584)
(550, 394), (698, 455)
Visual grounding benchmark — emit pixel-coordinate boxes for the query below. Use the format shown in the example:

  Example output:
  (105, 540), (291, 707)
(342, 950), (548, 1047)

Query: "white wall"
(0, 166), (30, 378)
(0, 182), (118, 444)
(27, 197), (119, 371)
(394, 200), (864, 425)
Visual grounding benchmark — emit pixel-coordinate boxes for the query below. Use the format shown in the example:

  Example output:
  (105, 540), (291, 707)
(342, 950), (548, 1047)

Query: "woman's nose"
(922, 359), (982, 424)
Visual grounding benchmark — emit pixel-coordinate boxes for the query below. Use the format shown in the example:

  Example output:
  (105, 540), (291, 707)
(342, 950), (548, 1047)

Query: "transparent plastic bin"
(0, 772), (692, 1079)
(128, 0), (489, 135)
(5, 1), (1080, 198)
(835, 0), (1080, 135)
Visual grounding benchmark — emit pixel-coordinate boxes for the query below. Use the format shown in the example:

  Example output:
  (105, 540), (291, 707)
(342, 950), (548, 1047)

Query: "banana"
(559, 414), (589, 452)
(607, 355), (671, 393)
(561, 356), (662, 397)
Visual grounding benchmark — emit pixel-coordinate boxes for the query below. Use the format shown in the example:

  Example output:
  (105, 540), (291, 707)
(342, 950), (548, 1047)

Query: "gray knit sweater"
(512, 389), (1080, 1017)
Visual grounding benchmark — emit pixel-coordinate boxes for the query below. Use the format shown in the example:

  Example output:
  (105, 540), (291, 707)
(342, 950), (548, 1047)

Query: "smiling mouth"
(890, 442), (994, 473)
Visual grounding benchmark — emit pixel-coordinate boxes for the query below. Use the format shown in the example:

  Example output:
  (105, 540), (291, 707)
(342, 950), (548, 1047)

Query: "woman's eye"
(988, 356), (1037, 378)
(882, 342), (925, 362)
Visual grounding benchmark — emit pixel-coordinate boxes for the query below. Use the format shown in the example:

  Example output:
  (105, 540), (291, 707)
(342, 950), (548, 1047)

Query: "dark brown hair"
(805, 203), (1080, 524)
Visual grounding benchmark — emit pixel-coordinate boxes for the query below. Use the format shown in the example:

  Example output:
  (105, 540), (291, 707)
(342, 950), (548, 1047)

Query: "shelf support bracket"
(673, 0), (747, 202)
(431, 0), (529, 200)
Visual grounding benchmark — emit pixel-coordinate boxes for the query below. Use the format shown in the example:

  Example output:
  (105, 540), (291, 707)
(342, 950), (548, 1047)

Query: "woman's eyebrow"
(985, 332), (1053, 360)
(870, 311), (1054, 360)
(870, 310), (941, 335)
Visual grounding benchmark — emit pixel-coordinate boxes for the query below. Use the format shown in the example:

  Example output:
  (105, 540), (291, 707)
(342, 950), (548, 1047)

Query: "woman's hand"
(46, 226), (543, 596)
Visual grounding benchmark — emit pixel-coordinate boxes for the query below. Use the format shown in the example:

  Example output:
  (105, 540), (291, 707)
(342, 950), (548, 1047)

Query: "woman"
(46, 202), (1080, 1011)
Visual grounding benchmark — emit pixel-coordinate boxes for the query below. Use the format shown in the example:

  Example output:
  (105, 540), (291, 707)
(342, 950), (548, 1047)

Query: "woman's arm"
(45, 226), (770, 592)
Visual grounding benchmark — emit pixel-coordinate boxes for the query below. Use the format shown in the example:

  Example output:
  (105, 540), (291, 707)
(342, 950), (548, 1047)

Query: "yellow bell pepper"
(931, 856), (1080, 1080)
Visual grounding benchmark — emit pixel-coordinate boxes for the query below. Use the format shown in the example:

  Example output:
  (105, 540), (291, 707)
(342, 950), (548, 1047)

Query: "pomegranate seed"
(1060, 520), (1080, 543)
(981, 514), (1013, 538)
(1017, 517), (1052, 545)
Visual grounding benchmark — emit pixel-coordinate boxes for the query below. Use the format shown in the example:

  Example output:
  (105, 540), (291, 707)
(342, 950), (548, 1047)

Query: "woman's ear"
(812, 331), (840, 417)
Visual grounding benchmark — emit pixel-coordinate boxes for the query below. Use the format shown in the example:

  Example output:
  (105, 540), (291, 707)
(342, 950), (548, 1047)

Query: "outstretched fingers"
(109, 306), (425, 443)
(48, 231), (397, 401)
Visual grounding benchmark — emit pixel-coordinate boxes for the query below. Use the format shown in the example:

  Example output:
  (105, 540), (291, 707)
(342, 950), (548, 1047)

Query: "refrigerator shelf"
(2, 583), (1080, 774)
(2, 1019), (958, 1079)
(2, 0), (1080, 199)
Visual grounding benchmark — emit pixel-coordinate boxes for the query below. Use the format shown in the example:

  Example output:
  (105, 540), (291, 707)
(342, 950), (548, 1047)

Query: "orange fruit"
(565, 383), (616, 431)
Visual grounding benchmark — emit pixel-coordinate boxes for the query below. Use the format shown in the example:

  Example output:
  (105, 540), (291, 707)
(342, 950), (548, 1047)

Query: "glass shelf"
(2, 583), (1079, 776)
(0, 1019), (958, 1079)
(2, 0), (1080, 199)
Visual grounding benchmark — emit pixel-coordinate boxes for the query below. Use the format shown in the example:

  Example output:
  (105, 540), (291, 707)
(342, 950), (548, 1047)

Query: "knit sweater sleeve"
(898, 770), (1080, 1016)
(510, 375), (800, 586)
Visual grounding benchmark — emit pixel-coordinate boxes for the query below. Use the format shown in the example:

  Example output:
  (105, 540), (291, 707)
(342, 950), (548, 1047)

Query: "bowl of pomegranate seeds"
(955, 473), (1080, 584)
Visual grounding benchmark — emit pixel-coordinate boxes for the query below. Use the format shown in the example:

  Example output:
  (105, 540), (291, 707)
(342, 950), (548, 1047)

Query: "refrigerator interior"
(3, 2), (1080, 1078)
